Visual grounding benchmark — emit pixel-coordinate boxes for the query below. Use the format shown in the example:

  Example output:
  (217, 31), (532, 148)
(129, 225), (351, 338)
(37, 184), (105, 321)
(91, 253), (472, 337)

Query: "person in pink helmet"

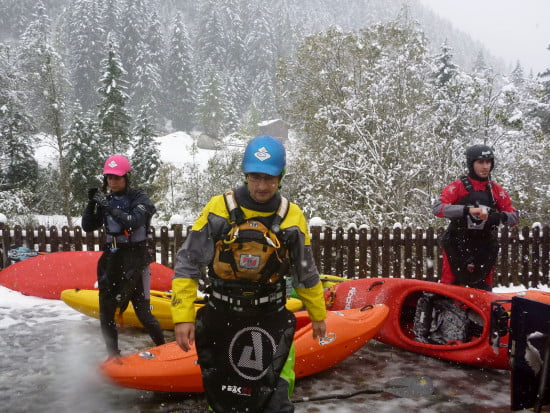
(82, 155), (165, 357)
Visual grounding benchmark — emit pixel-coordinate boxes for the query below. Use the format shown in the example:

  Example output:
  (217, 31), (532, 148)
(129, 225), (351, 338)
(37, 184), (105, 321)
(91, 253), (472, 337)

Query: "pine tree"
(164, 11), (195, 131)
(195, 0), (226, 71)
(131, 10), (163, 119)
(62, 0), (105, 112)
(511, 61), (525, 88)
(17, 1), (73, 224)
(196, 70), (228, 139)
(0, 43), (37, 193)
(428, 43), (477, 193)
(130, 104), (161, 194)
(118, 0), (149, 95)
(537, 44), (550, 135)
(99, 0), (122, 42)
(65, 111), (106, 213)
(97, 33), (132, 153)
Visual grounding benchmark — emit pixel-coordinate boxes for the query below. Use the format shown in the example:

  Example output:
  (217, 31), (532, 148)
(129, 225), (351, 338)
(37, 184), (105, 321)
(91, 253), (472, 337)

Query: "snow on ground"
(155, 131), (216, 169)
(0, 283), (545, 412)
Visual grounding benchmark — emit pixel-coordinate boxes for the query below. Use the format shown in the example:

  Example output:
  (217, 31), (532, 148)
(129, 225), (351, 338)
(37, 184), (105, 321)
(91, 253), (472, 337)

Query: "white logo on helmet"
(253, 146), (272, 162)
(481, 151), (492, 156)
(108, 160), (118, 168)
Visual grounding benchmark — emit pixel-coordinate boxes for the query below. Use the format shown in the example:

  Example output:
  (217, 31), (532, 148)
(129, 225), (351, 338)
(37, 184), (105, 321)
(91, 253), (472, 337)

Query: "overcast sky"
(418, 0), (550, 75)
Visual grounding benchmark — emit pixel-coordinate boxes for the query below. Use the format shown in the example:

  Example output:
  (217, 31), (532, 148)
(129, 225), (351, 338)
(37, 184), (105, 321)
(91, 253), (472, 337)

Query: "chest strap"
(223, 190), (289, 233)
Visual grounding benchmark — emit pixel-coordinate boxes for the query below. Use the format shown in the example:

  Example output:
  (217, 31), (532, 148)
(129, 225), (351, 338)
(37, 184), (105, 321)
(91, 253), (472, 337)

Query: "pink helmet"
(103, 155), (132, 176)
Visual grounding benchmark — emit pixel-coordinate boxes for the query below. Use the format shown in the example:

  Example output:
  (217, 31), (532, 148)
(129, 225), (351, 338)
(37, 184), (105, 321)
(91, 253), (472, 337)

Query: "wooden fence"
(1, 224), (549, 287)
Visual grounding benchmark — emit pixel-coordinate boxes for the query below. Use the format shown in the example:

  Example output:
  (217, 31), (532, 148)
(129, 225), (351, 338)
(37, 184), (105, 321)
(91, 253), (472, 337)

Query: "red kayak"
(99, 305), (389, 393)
(0, 251), (173, 299)
(325, 277), (522, 370)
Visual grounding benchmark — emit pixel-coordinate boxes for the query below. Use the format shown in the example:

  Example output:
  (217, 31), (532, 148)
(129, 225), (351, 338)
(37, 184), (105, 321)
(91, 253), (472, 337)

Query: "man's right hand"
(469, 206), (489, 220)
(93, 191), (110, 208)
(174, 322), (195, 352)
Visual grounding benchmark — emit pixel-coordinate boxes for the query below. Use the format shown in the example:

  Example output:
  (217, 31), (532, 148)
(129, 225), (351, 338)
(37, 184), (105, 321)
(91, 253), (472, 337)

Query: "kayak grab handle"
(360, 304), (374, 311)
(368, 280), (385, 291)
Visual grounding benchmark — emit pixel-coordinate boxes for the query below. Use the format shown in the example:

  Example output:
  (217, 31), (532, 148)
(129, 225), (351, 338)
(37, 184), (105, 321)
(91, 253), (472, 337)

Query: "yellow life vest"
(212, 191), (289, 282)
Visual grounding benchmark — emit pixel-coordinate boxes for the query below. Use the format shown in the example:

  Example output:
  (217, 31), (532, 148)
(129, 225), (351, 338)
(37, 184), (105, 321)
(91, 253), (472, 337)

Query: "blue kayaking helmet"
(242, 135), (286, 177)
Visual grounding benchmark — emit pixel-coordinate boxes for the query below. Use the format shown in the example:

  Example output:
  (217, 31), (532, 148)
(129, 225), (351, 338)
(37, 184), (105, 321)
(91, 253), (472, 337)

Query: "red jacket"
(433, 176), (518, 225)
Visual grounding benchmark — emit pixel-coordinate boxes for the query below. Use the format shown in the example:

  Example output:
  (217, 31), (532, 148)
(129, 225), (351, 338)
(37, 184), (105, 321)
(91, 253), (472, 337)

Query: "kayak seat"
(413, 292), (484, 344)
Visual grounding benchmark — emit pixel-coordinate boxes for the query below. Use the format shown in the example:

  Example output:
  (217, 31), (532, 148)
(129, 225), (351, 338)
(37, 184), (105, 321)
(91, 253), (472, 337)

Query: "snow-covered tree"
(537, 44), (550, 135)
(118, 0), (148, 86)
(17, 1), (73, 224)
(0, 43), (37, 193)
(280, 18), (438, 226)
(97, 33), (132, 153)
(65, 111), (105, 213)
(426, 43), (479, 195)
(163, 12), (195, 131)
(62, 0), (105, 112)
(196, 69), (231, 139)
(131, 10), (163, 119)
(130, 104), (161, 194)
(195, 0), (226, 71)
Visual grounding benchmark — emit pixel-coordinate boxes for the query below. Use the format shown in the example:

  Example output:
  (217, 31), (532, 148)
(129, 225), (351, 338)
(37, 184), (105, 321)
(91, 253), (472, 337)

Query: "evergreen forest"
(0, 0), (549, 228)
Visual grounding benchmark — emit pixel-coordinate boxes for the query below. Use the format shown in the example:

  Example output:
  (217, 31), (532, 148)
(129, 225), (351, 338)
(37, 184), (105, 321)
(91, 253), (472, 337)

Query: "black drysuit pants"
(98, 246), (165, 355)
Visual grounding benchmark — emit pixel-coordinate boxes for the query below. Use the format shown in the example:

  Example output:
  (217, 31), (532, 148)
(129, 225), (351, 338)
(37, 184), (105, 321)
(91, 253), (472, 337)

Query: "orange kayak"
(99, 305), (389, 392)
(501, 289), (550, 304)
(325, 277), (550, 370)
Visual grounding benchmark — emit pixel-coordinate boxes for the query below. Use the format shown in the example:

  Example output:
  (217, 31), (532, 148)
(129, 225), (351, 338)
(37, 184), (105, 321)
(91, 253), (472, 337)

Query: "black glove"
(487, 211), (505, 226)
(92, 191), (110, 208)
(88, 188), (98, 201)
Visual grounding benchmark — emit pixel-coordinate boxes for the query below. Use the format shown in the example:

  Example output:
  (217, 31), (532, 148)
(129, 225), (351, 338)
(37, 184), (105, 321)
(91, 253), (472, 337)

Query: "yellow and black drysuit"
(171, 185), (326, 413)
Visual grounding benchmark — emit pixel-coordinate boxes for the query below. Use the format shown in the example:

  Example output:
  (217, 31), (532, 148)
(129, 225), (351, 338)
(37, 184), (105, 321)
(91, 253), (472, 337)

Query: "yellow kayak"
(61, 289), (304, 330)
(319, 274), (348, 289)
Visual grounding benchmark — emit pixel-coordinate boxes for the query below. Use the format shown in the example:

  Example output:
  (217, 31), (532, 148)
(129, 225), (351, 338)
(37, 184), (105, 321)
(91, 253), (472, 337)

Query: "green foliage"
(65, 113), (105, 213)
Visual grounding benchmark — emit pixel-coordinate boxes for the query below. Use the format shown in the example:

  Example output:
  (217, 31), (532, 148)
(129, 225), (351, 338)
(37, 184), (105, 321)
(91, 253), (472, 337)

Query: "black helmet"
(465, 144), (495, 172)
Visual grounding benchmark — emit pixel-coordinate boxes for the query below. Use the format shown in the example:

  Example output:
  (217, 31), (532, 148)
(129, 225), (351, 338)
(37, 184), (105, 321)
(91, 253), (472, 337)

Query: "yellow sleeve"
(294, 281), (327, 321)
(171, 278), (198, 323)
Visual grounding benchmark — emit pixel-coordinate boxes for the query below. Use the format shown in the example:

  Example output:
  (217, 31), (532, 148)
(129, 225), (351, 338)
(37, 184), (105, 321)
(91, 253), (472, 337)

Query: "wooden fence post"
(334, 226), (344, 277)
(346, 227), (357, 278)
(391, 227), (401, 278)
(358, 227), (368, 278)
(322, 226), (333, 275)
(531, 227), (541, 287)
(542, 226), (550, 284)
(310, 226), (321, 272)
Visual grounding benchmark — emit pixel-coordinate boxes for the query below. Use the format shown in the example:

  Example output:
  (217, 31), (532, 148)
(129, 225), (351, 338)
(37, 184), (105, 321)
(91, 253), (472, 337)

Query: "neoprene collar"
(234, 184), (281, 213)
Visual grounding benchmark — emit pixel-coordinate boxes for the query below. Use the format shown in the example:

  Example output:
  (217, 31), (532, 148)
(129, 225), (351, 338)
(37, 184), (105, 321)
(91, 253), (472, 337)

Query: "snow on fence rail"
(1, 224), (549, 287)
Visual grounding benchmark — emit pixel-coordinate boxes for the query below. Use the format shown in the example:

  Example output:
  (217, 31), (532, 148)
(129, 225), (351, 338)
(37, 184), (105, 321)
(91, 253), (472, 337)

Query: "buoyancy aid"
(105, 193), (148, 245)
(448, 176), (497, 234)
(212, 191), (290, 283)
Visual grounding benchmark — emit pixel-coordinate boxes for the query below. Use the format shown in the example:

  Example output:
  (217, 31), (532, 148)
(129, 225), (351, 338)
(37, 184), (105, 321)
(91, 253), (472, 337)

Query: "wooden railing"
(1, 224), (549, 287)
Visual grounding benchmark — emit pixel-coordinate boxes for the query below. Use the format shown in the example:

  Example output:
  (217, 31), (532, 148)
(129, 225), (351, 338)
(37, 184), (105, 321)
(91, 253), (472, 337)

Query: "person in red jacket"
(432, 145), (519, 291)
